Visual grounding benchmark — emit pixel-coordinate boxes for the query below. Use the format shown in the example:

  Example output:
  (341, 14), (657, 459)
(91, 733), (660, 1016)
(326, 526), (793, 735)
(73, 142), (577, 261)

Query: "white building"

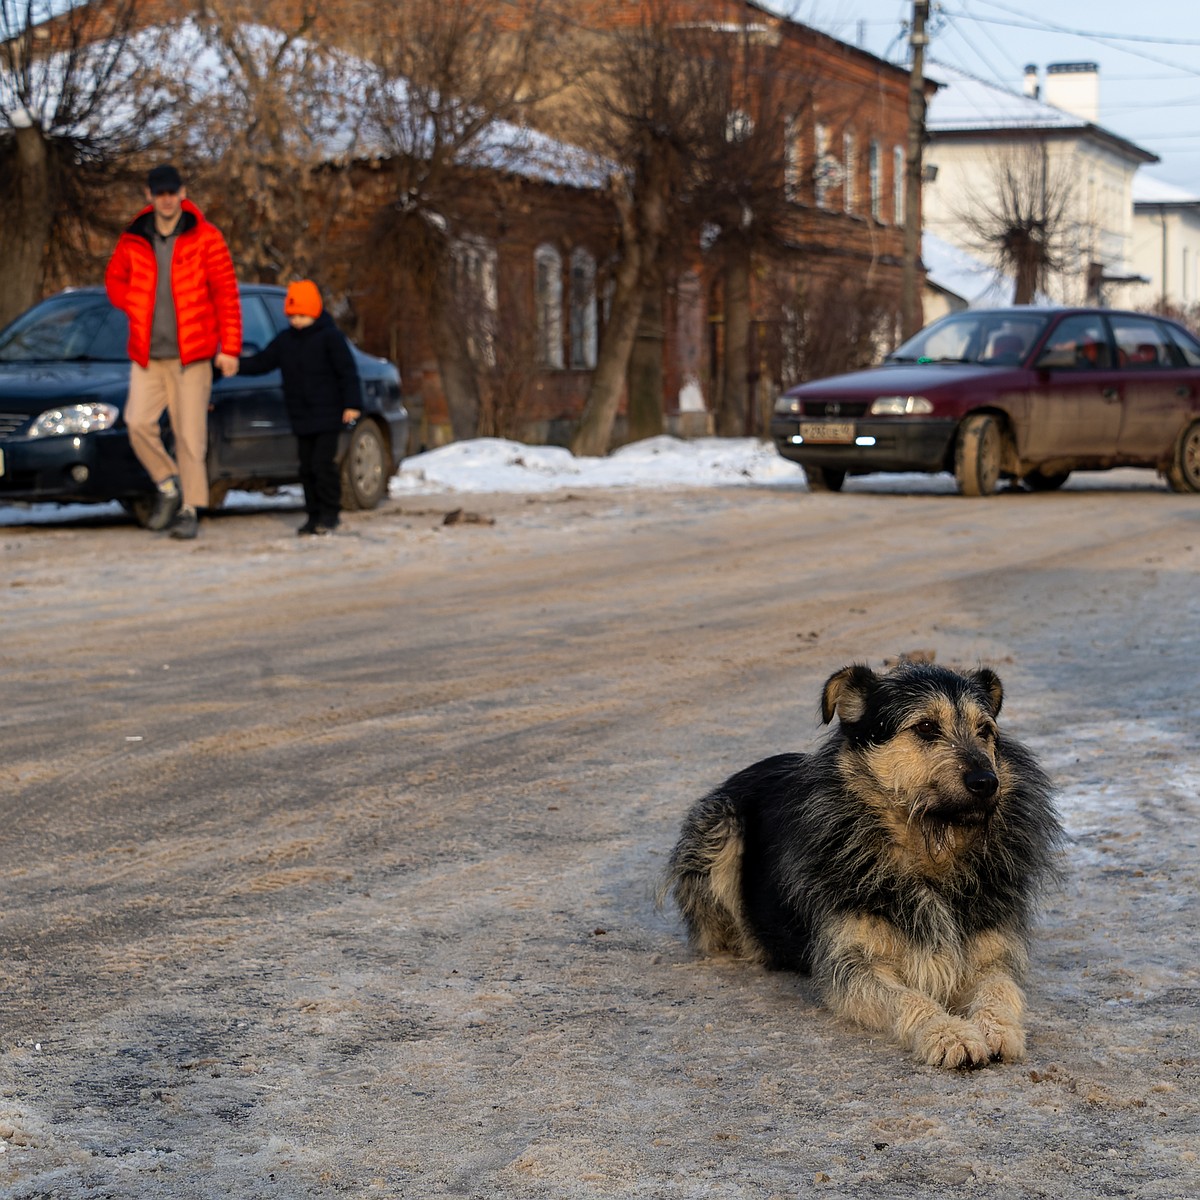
(921, 61), (1157, 307)
(1126, 175), (1200, 313)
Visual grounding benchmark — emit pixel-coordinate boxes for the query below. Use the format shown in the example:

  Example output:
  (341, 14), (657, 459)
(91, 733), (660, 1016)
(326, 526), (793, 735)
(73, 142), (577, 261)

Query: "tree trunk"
(0, 125), (54, 328)
(716, 249), (751, 437)
(1012, 249), (1041, 306)
(428, 259), (482, 441)
(571, 166), (667, 458)
(626, 283), (664, 442)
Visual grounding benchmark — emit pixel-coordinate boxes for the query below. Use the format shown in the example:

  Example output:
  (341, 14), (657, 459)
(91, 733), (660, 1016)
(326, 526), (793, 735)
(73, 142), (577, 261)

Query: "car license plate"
(802, 422), (854, 443)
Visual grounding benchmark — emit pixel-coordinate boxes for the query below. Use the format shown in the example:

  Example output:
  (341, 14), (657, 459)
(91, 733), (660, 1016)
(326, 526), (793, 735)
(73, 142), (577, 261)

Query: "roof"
(924, 61), (1157, 165)
(921, 232), (1017, 308)
(1133, 174), (1200, 207)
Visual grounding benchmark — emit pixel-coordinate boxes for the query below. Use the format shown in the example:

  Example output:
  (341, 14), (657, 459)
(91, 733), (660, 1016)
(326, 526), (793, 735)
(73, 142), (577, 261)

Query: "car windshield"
(0, 294), (129, 363)
(887, 312), (1051, 367)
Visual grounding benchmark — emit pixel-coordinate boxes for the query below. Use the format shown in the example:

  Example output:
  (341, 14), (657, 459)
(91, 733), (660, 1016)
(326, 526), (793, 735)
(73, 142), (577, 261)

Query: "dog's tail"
(659, 787), (757, 960)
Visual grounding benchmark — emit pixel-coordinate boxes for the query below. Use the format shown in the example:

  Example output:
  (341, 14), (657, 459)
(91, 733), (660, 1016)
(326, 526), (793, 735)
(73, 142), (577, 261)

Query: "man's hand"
(215, 353), (239, 378)
(343, 408), (361, 425)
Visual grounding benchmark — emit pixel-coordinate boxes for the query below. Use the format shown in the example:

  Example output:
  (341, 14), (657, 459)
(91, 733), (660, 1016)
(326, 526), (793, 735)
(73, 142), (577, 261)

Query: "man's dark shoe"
(297, 517), (320, 537)
(168, 506), (198, 540)
(146, 476), (182, 531)
(312, 521), (338, 536)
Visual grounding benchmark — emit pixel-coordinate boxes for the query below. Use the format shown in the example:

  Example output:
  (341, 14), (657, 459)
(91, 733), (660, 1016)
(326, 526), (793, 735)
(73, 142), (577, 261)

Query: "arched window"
(569, 248), (597, 369)
(534, 244), (564, 369)
(869, 140), (882, 221)
(452, 235), (498, 367)
(814, 122), (832, 210)
(843, 131), (856, 214)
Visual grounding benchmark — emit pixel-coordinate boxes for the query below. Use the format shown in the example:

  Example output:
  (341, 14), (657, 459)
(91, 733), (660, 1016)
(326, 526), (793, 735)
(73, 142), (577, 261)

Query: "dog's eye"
(913, 720), (940, 741)
(979, 723), (998, 741)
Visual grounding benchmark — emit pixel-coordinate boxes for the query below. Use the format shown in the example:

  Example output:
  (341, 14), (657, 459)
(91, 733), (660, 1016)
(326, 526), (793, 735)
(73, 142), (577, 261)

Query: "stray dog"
(662, 661), (1063, 1069)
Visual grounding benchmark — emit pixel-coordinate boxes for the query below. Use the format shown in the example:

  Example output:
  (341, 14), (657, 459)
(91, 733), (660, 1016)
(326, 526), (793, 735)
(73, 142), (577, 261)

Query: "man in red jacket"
(105, 164), (242, 539)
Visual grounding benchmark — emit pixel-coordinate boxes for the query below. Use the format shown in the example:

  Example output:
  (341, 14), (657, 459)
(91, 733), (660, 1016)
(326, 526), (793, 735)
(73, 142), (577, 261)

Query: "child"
(239, 280), (361, 535)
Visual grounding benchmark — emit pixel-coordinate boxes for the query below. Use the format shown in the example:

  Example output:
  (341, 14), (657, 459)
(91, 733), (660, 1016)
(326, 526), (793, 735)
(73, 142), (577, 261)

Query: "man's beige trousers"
(126, 358), (212, 509)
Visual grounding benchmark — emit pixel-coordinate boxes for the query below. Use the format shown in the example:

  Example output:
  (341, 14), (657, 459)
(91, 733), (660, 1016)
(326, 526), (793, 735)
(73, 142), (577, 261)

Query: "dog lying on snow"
(661, 661), (1063, 1069)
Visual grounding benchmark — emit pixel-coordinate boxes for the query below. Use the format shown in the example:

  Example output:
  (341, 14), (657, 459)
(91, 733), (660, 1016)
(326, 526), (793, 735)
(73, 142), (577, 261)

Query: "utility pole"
(900, 1), (929, 338)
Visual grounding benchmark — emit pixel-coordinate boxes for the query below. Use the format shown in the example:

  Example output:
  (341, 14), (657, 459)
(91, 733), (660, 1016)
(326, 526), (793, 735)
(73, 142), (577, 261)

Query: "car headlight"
(26, 403), (120, 438)
(869, 395), (934, 416)
(774, 396), (802, 415)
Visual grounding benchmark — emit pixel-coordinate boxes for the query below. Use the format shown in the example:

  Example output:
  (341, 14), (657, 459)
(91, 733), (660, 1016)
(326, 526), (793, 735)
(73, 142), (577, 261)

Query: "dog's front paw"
(975, 1013), (1026, 1062)
(915, 1016), (991, 1069)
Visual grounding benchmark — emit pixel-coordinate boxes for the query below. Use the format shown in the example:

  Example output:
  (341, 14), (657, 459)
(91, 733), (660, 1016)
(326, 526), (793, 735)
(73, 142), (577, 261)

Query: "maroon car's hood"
(787, 362), (1027, 398)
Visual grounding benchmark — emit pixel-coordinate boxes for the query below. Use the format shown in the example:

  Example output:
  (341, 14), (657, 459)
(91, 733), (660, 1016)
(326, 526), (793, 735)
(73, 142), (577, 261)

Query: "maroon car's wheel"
(805, 465), (846, 493)
(1165, 421), (1200, 494)
(954, 414), (1003, 497)
(1024, 469), (1069, 492)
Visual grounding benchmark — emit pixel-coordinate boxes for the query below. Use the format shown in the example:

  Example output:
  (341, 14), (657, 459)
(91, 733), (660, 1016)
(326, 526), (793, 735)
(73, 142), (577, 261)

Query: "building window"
(894, 145), (905, 224)
(869, 140), (882, 222)
(452, 235), (498, 367)
(569, 247), (597, 369)
(784, 117), (800, 202)
(534, 243), (563, 369)
(814, 122), (831, 209)
(843, 131), (856, 214)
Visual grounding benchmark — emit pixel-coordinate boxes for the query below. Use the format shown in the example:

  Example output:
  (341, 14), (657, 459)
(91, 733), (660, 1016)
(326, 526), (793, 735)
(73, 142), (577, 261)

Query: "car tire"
(805, 465), (846, 493)
(1024, 469), (1069, 492)
(954, 414), (1003, 497)
(1165, 420), (1200, 494)
(340, 419), (389, 510)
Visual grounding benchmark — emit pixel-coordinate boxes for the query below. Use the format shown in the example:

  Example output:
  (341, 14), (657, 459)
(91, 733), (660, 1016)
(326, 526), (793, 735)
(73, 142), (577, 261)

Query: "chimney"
(1043, 61), (1100, 123)
(1023, 64), (1039, 99)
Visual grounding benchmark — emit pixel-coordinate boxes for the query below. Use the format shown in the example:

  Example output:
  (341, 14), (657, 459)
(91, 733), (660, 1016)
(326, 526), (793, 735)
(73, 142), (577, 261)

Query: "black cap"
(147, 164), (183, 194)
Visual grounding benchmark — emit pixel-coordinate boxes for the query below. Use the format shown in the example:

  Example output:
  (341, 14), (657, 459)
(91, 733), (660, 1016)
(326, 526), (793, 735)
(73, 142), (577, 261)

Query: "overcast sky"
(766, 1), (1200, 191)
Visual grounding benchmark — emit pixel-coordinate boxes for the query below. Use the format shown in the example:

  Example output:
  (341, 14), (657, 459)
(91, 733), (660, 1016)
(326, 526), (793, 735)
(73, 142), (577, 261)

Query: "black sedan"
(0, 285), (407, 522)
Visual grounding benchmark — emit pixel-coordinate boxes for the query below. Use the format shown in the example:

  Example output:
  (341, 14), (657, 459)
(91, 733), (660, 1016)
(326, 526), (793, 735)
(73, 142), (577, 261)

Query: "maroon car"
(771, 307), (1200, 495)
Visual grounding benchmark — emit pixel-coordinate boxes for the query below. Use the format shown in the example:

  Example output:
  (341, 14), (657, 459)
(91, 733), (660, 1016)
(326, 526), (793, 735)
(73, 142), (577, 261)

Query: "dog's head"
(821, 662), (1008, 844)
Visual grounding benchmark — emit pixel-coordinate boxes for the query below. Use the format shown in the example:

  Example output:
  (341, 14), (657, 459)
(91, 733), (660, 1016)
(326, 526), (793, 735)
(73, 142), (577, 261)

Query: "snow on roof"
(921, 232), (1014, 308)
(924, 61), (1155, 163)
(926, 62), (1082, 134)
(1133, 174), (1200, 207)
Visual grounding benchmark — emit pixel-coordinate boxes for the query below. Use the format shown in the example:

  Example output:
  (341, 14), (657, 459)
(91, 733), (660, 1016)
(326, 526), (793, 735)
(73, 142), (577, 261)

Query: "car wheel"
(120, 496), (155, 528)
(954, 414), (1003, 497)
(1024, 469), (1070, 492)
(1165, 420), (1200, 494)
(805, 465), (846, 493)
(340, 419), (389, 510)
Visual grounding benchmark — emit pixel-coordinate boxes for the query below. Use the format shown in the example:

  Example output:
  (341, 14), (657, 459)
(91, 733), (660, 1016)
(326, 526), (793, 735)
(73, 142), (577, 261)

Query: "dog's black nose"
(963, 768), (998, 799)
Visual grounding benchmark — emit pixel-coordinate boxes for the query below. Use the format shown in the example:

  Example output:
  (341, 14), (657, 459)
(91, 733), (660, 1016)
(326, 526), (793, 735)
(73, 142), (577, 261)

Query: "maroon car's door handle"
(1177, 385), (1192, 398)
(1102, 387), (1120, 401)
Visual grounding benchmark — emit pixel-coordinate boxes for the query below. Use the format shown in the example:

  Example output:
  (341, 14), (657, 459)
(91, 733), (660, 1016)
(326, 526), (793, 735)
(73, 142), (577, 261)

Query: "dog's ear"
(971, 667), (1004, 717)
(821, 664), (877, 725)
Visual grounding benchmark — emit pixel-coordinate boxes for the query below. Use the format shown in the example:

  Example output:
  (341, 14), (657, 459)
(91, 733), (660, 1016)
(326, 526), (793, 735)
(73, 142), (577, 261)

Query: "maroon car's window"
(1109, 316), (1174, 369)
(1164, 323), (1200, 367)
(1035, 315), (1113, 370)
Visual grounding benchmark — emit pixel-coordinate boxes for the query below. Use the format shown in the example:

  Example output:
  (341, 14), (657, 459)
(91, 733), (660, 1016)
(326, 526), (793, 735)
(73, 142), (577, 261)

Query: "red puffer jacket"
(105, 200), (242, 367)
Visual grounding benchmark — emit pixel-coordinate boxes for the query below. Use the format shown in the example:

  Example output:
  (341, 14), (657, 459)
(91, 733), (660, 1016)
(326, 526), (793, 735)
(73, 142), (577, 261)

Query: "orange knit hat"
(284, 279), (323, 319)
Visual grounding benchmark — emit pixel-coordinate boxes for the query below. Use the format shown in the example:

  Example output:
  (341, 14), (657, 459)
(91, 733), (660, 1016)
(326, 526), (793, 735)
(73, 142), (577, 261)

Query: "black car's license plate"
(802, 422), (855, 443)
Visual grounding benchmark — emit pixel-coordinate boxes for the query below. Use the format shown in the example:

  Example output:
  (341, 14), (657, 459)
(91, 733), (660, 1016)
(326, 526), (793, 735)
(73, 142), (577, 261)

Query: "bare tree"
(355, 0), (570, 442)
(683, 21), (815, 437)
(956, 139), (1076, 305)
(566, 3), (713, 457)
(0, 0), (170, 324)
(163, 1), (371, 288)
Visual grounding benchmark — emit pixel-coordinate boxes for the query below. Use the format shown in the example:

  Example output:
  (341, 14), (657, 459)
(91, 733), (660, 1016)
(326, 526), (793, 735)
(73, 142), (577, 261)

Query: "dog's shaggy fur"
(662, 661), (1064, 1069)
